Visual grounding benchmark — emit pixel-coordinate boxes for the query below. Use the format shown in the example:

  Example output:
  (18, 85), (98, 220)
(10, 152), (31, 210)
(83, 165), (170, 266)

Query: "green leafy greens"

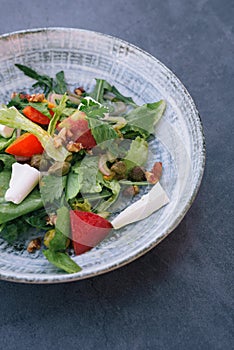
(15, 64), (68, 95)
(0, 66), (167, 274)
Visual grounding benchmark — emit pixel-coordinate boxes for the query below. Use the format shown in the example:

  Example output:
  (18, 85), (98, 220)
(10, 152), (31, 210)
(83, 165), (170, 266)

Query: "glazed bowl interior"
(0, 28), (205, 283)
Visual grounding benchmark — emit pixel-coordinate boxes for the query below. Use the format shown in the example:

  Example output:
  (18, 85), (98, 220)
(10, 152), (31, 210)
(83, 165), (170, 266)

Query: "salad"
(0, 64), (169, 273)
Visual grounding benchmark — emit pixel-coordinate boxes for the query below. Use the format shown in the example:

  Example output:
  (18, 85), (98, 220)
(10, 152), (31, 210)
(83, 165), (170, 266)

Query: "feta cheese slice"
(0, 124), (14, 138)
(111, 182), (169, 229)
(5, 163), (41, 204)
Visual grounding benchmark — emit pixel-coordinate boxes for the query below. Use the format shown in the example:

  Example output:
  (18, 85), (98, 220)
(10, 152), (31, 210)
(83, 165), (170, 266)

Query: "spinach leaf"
(0, 189), (43, 225)
(53, 71), (68, 94)
(48, 206), (70, 252)
(0, 169), (11, 200)
(49, 229), (68, 252)
(15, 64), (53, 95)
(0, 131), (16, 152)
(55, 206), (70, 241)
(0, 154), (16, 172)
(43, 250), (81, 273)
(0, 166), (43, 225)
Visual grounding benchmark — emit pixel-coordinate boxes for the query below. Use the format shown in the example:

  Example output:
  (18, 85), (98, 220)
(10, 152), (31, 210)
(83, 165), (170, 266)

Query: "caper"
(30, 154), (49, 171)
(48, 161), (71, 176)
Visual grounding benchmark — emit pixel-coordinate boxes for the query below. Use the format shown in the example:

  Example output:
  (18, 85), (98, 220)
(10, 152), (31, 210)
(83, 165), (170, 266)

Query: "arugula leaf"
(7, 94), (27, 111)
(43, 250), (81, 273)
(0, 217), (32, 244)
(40, 174), (67, 204)
(76, 156), (103, 194)
(53, 71), (68, 94)
(88, 118), (118, 145)
(121, 124), (149, 139)
(15, 64), (53, 95)
(0, 221), (18, 244)
(123, 137), (148, 172)
(15, 65), (68, 96)
(95, 179), (121, 212)
(110, 85), (137, 107)
(122, 100), (166, 139)
(79, 97), (108, 118)
(90, 79), (137, 107)
(90, 79), (111, 103)
(23, 208), (49, 230)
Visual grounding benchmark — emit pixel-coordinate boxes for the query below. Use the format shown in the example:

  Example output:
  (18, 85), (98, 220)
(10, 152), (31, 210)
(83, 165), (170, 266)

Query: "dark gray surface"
(0, 1), (233, 349)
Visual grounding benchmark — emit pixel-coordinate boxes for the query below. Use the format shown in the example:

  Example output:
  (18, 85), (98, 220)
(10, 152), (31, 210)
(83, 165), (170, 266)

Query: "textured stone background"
(0, 1), (233, 349)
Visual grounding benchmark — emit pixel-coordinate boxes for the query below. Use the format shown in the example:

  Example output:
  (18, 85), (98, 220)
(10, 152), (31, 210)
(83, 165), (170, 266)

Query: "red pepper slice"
(70, 210), (113, 255)
(23, 106), (52, 125)
(5, 133), (44, 157)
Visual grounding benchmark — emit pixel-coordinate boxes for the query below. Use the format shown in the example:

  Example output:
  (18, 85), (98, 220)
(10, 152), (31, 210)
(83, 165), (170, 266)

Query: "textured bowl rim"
(0, 27), (206, 284)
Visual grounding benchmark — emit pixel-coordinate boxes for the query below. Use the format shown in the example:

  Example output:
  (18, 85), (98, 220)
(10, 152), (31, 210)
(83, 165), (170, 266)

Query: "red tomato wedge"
(70, 210), (113, 255)
(23, 106), (52, 125)
(75, 120), (97, 149)
(5, 133), (44, 157)
(58, 114), (96, 149)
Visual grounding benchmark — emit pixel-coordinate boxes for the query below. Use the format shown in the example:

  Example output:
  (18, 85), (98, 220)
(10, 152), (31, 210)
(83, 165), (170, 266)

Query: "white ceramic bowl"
(0, 28), (205, 283)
